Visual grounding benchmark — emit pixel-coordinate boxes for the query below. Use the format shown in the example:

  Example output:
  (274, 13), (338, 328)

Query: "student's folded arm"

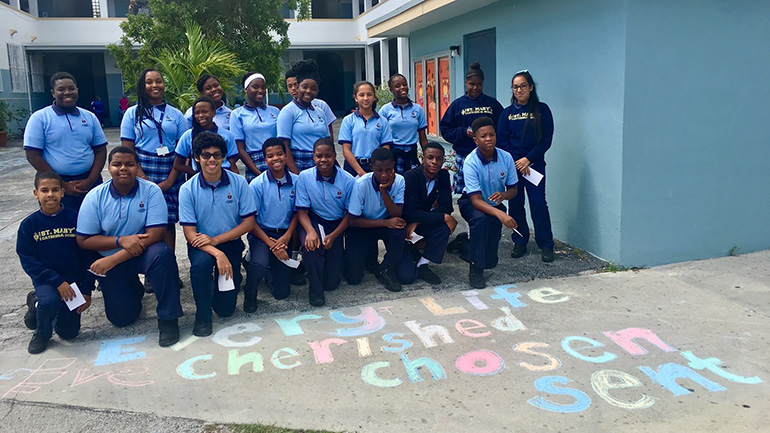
(212, 215), (255, 245)
(142, 226), (167, 246)
(250, 223), (274, 245)
(469, 193), (505, 217)
(77, 234), (120, 251)
(348, 214), (388, 228)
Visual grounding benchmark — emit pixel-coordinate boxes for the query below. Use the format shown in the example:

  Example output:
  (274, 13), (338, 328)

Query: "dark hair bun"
(294, 59), (319, 74)
(469, 62), (481, 70)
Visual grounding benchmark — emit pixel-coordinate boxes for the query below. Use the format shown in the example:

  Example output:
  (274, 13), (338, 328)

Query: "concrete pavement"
(0, 131), (767, 432)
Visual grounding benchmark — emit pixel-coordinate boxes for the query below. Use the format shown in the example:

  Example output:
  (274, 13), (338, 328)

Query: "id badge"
(156, 146), (170, 156)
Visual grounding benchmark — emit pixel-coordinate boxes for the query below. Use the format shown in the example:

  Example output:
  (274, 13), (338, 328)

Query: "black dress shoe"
(469, 264), (486, 289)
(447, 232), (468, 253)
(193, 319), (213, 337)
(377, 269), (402, 292)
(243, 296), (258, 314)
(309, 291), (326, 307)
(541, 248), (555, 263)
(158, 319), (180, 346)
(511, 243), (528, 258)
(27, 333), (49, 354)
(417, 265), (442, 284)
(24, 290), (37, 330)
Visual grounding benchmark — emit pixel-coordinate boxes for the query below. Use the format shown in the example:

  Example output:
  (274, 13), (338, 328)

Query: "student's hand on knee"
(215, 253), (233, 280)
(273, 248), (290, 261)
(276, 234), (292, 250)
(386, 217), (406, 230)
(191, 233), (213, 248)
(489, 192), (506, 205)
(76, 294), (91, 314)
(305, 232), (320, 251)
(444, 214), (458, 234)
(91, 257), (117, 276)
(322, 234), (337, 250)
(405, 222), (419, 240)
(120, 234), (146, 256)
(57, 281), (76, 302)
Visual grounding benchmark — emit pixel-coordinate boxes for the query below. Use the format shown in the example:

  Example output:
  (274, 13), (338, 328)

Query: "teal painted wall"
(409, 0), (628, 262)
(619, 0), (770, 265)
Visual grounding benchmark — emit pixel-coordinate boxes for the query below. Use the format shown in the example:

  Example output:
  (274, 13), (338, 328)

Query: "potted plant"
(0, 99), (27, 147)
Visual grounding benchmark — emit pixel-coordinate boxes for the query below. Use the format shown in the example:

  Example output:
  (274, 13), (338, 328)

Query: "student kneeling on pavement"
(76, 146), (183, 347)
(179, 133), (256, 337)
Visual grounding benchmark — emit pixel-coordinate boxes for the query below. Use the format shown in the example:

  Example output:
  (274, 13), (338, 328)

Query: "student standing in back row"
(231, 72), (281, 182)
(278, 60), (331, 174)
(184, 74), (232, 130)
(174, 96), (240, 176)
(340, 80), (394, 176)
(284, 67), (336, 142)
(379, 73), (428, 174)
(497, 70), (555, 262)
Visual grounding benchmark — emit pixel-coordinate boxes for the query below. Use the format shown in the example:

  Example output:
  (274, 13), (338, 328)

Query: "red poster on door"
(413, 62), (424, 110)
(426, 59), (437, 136)
(438, 56), (451, 126)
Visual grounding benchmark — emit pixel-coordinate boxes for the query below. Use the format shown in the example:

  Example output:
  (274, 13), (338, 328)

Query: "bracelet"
(115, 236), (121, 248)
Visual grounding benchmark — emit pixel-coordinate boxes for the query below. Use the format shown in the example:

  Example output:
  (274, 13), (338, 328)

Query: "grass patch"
(206, 424), (345, 433)
(728, 245), (741, 256)
(601, 262), (629, 273)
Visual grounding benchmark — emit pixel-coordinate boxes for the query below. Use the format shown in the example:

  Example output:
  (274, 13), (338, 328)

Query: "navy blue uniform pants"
(508, 165), (554, 249)
(459, 195), (504, 269)
(246, 228), (291, 301)
(188, 239), (244, 322)
(97, 241), (183, 327)
(34, 284), (82, 340)
(345, 226), (406, 284)
(300, 213), (345, 297)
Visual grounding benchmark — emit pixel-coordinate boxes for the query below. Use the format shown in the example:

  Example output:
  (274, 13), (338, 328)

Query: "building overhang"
(366, 0), (500, 38)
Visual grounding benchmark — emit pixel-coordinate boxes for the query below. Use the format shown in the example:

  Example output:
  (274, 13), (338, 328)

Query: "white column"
(99, 0), (109, 17)
(28, 0), (39, 16)
(352, 0), (360, 17)
(364, 0), (373, 12)
(10, 0), (21, 10)
(396, 37), (410, 84)
(354, 49), (363, 82)
(365, 43), (376, 83)
(379, 39), (390, 86)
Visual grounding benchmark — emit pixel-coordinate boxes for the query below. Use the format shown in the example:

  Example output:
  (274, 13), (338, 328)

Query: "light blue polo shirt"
(348, 172), (405, 220)
(277, 100), (330, 152)
(250, 170), (298, 230)
(378, 100), (427, 147)
(313, 99), (337, 127)
(230, 104), (280, 153)
(338, 110), (393, 159)
(174, 127), (239, 171)
(179, 169), (256, 237)
(295, 166), (355, 221)
(184, 104), (232, 130)
(76, 178), (168, 256)
(120, 104), (188, 153)
(23, 104), (108, 176)
(463, 147), (518, 206)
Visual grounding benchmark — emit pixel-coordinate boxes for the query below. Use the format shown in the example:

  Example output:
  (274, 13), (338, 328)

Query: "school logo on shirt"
(376, 123), (381, 130)
(226, 192), (234, 203)
(138, 201), (146, 213)
(290, 188), (295, 198)
(335, 190), (343, 199)
(500, 171), (506, 179)
(317, 114), (323, 122)
(411, 111), (417, 118)
(81, 118), (87, 124)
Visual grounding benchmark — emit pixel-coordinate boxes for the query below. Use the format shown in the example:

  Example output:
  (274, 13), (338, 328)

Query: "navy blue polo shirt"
(76, 178), (169, 256)
(175, 127), (239, 170)
(179, 169), (257, 237)
(120, 104), (188, 153)
(230, 103), (281, 153)
(463, 147), (518, 206)
(250, 170), (298, 230)
(338, 110), (394, 159)
(295, 166), (355, 221)
(378, 100), (427, 147)
(23, 104), (108, 176)
(277, 100), (330, 152)
(348, 172), (405, 220)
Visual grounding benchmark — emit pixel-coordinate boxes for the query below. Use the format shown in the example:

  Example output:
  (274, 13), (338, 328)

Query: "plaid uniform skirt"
(452, 153), (466, 195)
(392, 144), (419, 175)
(292, 149), (315, 172)
(137, 148), (183, 224)
(246, 151), (268, 183)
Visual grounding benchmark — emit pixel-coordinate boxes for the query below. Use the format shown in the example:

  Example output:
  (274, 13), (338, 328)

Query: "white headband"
(243, 73), (265, 90)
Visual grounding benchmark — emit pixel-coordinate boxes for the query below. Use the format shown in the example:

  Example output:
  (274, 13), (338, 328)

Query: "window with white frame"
(8, 44), (28, 93)
(29, 53), (45, 93)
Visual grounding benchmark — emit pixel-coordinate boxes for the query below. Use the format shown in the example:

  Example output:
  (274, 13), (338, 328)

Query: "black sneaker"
(417, 265), (442, 284)
(158, 319), (180, 347)
(469, 264), (486, 289)
(447, 232), (468, 254)
(309, 291), (326, 307)
(193, 319), (213, 337)
(541, 248), (555, 263)
(377, 269), (402, 292)
(243, 296), (258, 314)
(511, 243), (528, 258)
(24, 290), (37, 330)
(290, 271), (307, 286)
(28, 333), (49, 354)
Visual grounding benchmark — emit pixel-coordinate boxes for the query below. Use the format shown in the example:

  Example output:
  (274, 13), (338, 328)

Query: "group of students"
(17, 59), (555, 356)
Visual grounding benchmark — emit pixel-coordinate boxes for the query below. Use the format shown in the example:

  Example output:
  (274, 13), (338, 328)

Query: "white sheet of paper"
(523, 167), (544, 186)
(88, 268), (106, 278)
(65, 282), (87, 311)
(280, 258), (301, 269)
(408, 232), (424, 244)
(318, 224), (327, 243)
(218, 274), (236, 292)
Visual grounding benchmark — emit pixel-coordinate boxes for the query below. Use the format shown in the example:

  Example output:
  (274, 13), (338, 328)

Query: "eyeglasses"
(512, 84), (531, 91)
(200, 152), (224, 160)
